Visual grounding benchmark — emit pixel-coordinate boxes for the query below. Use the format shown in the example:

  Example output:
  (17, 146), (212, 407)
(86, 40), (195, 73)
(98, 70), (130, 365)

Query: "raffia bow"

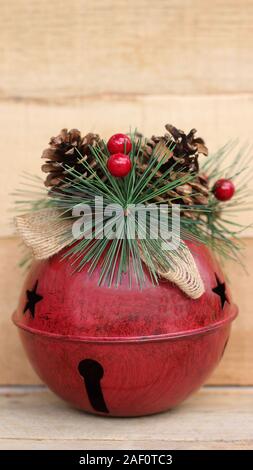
(15, 209), (205, 299)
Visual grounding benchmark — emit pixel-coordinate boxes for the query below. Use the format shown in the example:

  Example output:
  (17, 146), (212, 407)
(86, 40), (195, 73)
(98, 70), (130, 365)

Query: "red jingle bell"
(13, 242), (237, 417)
(107, 133), (132, 155)
(213, 179), (235, 201)
(107, 153), (132, 178)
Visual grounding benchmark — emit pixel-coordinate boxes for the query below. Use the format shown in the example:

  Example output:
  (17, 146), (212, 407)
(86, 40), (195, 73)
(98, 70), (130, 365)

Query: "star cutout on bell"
(23, 280), (43, 318)
(212, 274), (229, 309)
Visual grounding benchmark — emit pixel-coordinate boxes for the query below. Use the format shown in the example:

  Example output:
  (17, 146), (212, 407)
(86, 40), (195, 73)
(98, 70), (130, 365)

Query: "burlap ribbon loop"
(15, 208), (73, 260)
(154, 245), (204, 299)
(15, 209), (205, 299)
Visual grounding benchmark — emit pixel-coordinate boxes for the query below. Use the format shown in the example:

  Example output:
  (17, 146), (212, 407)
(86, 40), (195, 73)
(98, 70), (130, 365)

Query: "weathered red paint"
(13, 243), (237, 416)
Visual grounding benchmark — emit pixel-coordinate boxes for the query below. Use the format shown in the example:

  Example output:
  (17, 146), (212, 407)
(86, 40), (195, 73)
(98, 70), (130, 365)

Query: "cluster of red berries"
(107, 133), (132, 177)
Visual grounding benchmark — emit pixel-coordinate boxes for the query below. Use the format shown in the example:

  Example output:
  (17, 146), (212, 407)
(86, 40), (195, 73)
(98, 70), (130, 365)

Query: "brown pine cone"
(138, 125), (210, 217)
(168, 171), (210, 220)
(142, 123), (208, 174)
(145, 169), (209, 208)
(41, 129), (103, 188)
(165, 124), (208, 157)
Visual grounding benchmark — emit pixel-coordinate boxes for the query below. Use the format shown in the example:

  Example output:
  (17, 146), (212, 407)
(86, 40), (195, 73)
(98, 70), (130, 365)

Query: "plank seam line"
(0, 438), (252, 444)
(1, 92), (253, 106)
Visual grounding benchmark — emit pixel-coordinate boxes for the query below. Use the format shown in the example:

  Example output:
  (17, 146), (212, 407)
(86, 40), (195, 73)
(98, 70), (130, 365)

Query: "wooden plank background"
(0, 0), (253, 385)
(1, 0), (253, 99)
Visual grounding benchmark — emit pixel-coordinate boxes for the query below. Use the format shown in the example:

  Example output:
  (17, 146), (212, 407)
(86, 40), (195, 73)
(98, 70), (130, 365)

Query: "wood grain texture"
(1, 0), (253, 99)
(0, 237), (252, 386)
(1, 94), (253, 237)
(0, 387), (252, 449)
(1, 439), (251, 450)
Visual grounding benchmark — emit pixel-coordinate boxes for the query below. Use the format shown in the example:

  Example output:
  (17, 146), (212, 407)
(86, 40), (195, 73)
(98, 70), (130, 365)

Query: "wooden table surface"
(0, 386), (252, 450)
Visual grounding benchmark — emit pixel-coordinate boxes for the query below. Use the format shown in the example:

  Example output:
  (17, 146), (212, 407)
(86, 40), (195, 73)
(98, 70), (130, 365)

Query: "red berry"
(107, 153), (132, 178)
(107, 133), (132, 155)
(213, 179), (235, 201)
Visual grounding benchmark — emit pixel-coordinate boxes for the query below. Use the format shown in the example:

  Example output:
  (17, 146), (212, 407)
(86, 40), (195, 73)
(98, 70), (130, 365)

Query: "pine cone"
(41, 129), (103, 188)
(138, 125), (210, 216)
(168, 171), (210, 219)
(142, 124), (208, 174)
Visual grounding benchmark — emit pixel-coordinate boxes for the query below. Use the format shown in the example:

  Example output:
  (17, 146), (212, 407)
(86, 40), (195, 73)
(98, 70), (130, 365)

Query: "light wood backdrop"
(0, 0), (252, 384)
